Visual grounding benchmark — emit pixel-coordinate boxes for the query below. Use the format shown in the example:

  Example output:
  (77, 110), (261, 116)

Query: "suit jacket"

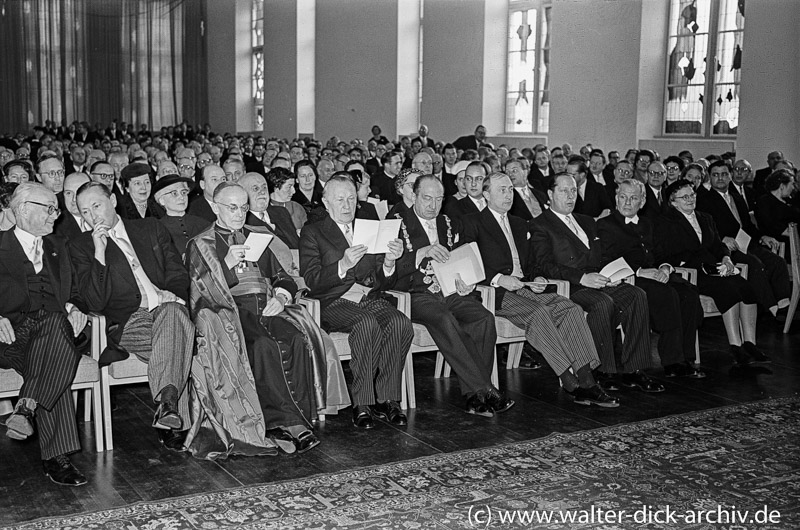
(596, 211), (658, 269)
(54, 212), (85, 241)
(452, 134), (481, 152)
(69, 218), (189, 358)
(356, 201), (379, 220)
(754, 192), (800, 242)
(653, 208), (729, 269)
(0, 230), (80, 328)
(460, 208), (531, 307)
(529, 209), (603, 287)
(575, 179), (613, 218)
(246, 209), (300, 249)
(752, 167), (771, 202)
(116, 195), (164, 220)
(640, 185), (668, 220)
(394, 209), (460, 294)
(695, 188), (760, 243)
(509, 186), (548, 221)
(370, 169), (400, 205)
(414, 136), (435, 149)
(729, 182), (756, 213)
(299, 214), (396, 311)
(527, 166), (553, 192)
(187, 195), (217, 223)
(443, 195), (481, 221)
(441, 170), (457, 197)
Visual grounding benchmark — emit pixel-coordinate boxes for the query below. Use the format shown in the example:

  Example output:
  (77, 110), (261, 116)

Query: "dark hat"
(152, 174), (195, 198)
(120, 162), (152, 184)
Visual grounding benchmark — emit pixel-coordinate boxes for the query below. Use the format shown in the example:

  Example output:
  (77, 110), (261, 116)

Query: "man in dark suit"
(506, 158), (547, 220)
(0, 183), (88, 485)
(452, 125), (487, 152)
(527, 150), (554, 192)
(697, 160), (790, 316)
(568, 158), (612, 219)
(461, 173), (617, 408)
(370, 151), (404, 205)
(730, 159), (757, 212)
(394, 176), (512, 416)
(238, 172), (300, 248)
(187, 165), (225, 223)
(640, 161), (669, 220)
(54, 172), (91, 240)
(71, 182), (194, 451)
(529, 174), (664, 393)
(300, 176), (413, 429)
(414, 125), (435, 149)
(752, 150), (784, 202)
(64, 145), (88, 175)
(443, 161), (489, 221)
(597, 180), (705, 378)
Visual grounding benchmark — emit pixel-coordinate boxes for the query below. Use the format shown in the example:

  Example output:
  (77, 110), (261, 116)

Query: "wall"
(315, 0), (398, 142)
(263, 0), (298, 139)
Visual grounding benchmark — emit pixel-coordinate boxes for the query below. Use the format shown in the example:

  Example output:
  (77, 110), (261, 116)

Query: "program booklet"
(352, 218), (402, 254)
(430, 242), (486, 296)
(599, 257), (635, 283)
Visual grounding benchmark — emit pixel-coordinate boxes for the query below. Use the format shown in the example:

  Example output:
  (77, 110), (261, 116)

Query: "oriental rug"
(13, 397), (800, 529)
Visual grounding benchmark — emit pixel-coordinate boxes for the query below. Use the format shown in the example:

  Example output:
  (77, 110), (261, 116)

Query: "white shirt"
(14, 226), (42, 270)
(488, 208), (523, 282)
(592, 172), (606, 186)
(551, 210), (590, 248)
(468, 196), (486, 211)
(679, 211), (703, 242)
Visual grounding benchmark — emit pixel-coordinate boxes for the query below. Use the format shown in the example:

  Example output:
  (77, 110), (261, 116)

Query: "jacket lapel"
(0, 231), (27, 290)
(42, 237), (69, 306)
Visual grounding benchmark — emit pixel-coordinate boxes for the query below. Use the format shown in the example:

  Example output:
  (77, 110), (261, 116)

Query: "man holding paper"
(462, 173), (618, 408)
(394, 175), (512, 417)
(300, 175), (413, 429)
(695, 160), (790, 318)
(529, 174), (664, 394)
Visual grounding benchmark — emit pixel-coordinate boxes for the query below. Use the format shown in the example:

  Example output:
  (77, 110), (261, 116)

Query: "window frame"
(251, 0), (265, 132)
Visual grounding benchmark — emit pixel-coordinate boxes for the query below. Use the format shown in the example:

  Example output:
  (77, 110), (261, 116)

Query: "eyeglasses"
(615, 169), (632, 177)
(665, 166), (681, 173)
(41, 169), (65, 179)
(91, 173), (115, 182)
(648, 171), (666, 178)
(26, 201), (61, 216)
(733, 167), (751, 173)
(164, 188), (190, 199)
(673, 192), (696, 201)
(215, 202), (249, 214)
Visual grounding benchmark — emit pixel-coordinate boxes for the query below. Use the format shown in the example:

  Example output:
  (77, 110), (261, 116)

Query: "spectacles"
(91, 173), (115, 182)
(26, 201), (61, 216)
(615, 169), (632, 176)
(215, 202), (249, 214)
(666, 166), (680, 173)
(733, 167), (751, 173)
(648, 171), (666, 177)
(164, 188), (190, 199)
(673, 192), (696, 201)
(41, 169), (65, 179)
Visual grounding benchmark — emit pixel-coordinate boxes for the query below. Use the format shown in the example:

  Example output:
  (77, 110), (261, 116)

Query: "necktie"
(109, 229), (160, 310)
(521, 188), (542, 217)
(500, 215), (523, 277)
(724, 193), (742, 225)
(258, 210), (274, 229)
(737, 185), (748, 208)
(477, 198), (486, 211)
(425, 220), (438, 244)
(566, 215), (590, 248)
(625, 217), (638, 225)
(656, 190), (662, 206)
(343, 224), (353, 246)
(32, 238), (43, 273)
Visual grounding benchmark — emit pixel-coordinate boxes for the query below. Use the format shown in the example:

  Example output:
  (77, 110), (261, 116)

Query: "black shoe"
(6, 398), (36, 440)
(352, 405), (375, 429)
(664, 362), (706, 379)
(568, 385), (620, 407)
(483, 387), (515, 413)
(593, 370), (621, 391)
(518, 349), (542, 370)
(742, 342), (771, 363)
(372, 400), (407, 426)
(42, 454), (87, 487)
(152, 402), (182, 430)
(293, 430), (320, 453)
(731, 345), (752, 366)
(265, 427), (297, 454)
(157, 429), (188, 452)
(620, 371), (665, 393)
(464, 393), (494, 418)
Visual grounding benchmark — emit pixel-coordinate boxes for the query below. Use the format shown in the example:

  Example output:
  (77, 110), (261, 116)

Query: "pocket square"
(527, 233), (531, 240)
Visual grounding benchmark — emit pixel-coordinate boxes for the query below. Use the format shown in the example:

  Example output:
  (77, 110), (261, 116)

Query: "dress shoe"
(742, 342), (771, 363)
(152, 402), (182, 430)
(568, 385), (620, 408)
(730, 345), (752, 366)
(6, 397), (36, 440)
(518, 349), (542, 370)
(620, 371), (665, 393)
(265, 427), (297, 454)
(664, 362), (706, 379)
(593, 370), (621, 391)
(157, 429), (188, 452)
(483, 387), (515, 413)
(293, 430), (321, 453)
(352, 405), (375, 429)
(464, 394), (494, 418)
(372, 400), (407, 426)
(43, 454), (87, 487)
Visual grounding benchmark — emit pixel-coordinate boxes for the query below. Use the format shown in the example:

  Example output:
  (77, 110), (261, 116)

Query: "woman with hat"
(116, 162), (164, 220)
(154, 173), (209, 256)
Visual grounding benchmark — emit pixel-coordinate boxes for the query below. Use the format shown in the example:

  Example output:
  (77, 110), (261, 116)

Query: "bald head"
(63, 172), (91, 217)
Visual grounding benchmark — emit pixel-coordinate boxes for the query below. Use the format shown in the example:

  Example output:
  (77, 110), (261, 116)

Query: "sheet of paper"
(352, 218), (402, 254)
(367, 197), (389, 220)
(599, 257), (634, 283)
(430, 242), (486, 296)
(735, 228), (751, 252)
(242, 232), (273, 262)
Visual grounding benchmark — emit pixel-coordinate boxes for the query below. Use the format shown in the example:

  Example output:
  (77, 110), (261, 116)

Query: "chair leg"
(101, 371), (114, 451)
(506, 342), (524, 369)
(491, 348), (499, 388)
(694, 333), (701, 365)
(92, 383), (104, 452)
(83, 389), (92, 422)
(442, 360), (452, 378)
(783, 289), (799, 334)
(434, 352), (445, 379)
(318, 414), (325, 422)
(72, 390), (78, 412)
(402, 353), (416, 410)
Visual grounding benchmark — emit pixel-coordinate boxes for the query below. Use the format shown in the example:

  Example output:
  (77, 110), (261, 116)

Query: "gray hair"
(9, 182), (50, 215)
(617, 178), (645, 198)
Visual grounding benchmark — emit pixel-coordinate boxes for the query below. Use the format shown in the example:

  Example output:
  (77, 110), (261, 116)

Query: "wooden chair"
(782, 223), (799, 333)
(0, 315), (104, 453)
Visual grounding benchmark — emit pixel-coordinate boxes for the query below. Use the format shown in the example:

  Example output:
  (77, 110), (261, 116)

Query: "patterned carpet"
(15, 397), (800, 529)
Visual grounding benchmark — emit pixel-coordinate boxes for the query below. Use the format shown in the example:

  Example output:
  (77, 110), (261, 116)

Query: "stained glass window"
(252, 0), (264, 130)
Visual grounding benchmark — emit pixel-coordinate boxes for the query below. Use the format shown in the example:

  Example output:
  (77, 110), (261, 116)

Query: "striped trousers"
(322, 298), (413, 406)
(570, 283), (651, 374)
(1, 310), (81, 460)
(119, 302), (194, 426)
(498, 290), (600, 376)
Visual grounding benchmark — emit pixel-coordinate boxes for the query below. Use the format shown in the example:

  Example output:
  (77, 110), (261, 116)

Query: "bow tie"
(625, 216), (639, 225)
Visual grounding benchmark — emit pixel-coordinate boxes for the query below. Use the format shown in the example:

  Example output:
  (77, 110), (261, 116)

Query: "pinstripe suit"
(529, 209), (651, 373)
(300, 215), (412, 406)
(461, 209), (601, 376)
(0, 230), (82, 460)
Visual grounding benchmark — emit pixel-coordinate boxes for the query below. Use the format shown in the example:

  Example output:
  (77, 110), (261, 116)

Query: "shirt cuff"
(490, 273), (502, 288)
(658, 263), (674, 274)
(338, 261), (347, 279)
(414, 249), (425, 268)
(65, 303), (75, 314)
(383, 263), (396, 276)
(275, 288), (292, 304)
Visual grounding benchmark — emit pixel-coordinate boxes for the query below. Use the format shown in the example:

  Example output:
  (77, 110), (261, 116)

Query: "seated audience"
(0, 182), (18, 230)
(54, 172), (91, 239)
(222, 157), (245, 183)
(528, 148), (553, 192)
(444, 161), (489, 220)
(371, 151), (404, 205)
(663, 155), (685, 186)
(153, 174), (208, 256)
(187, 165), (226, 223)
(36, 154), (66, 195)
(239, 172), (300, 248)
(3, 160), (34, 184)
(292, 160), (324, 215)
(267, 167), (307, 232)
(641, 160), (669, 220)
(568, 157), (612, 219)
(116, 163), (164, 219)
(752, 150), (784, 203)
(730, 159), (756, 212)
(633, 149), (654, 183)
(506, 157), (547, 220)
(387, 168), (422, 218)
(754, 169), (800, 245)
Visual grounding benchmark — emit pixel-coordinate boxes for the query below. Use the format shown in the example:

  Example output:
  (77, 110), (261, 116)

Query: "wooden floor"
(1, 314), (799, 526)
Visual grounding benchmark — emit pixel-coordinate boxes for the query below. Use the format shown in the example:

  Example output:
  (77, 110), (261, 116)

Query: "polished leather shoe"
(372, 400), (407, 426)
(593, 370), (621, 391)
(157, 429), (188, 452)
(265, 427), (297, 453)
(6, 397), (36, 440)
(568, 385), (620, 407)
(43, 454), (87, 487)
(464, 393), (494, 417)
(664, 362), (706, 379)
(742, 342), (771, 363)
(518, 350), (542, 370)
(293, 430), (321, 453)
(153, 402), (182, 430)
(483, 387), (515, 413)
(620, 371), (665, 393)
(352, 405), (375, 429)
(731, 345), (752, 366)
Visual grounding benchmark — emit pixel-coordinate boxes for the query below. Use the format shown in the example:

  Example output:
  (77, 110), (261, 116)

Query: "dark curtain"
(0, 0), (207, 135)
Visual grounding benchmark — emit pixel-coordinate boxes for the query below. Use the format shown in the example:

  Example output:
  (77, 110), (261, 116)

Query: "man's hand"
(720, 256), (735, 275)
(224, 244), (250, 270)
(525, 276), (548, 294)
(66, 308), (88, 337)
(595, 209), (611, 220)
(454, 276), (476, 296)
(497, 275), (525, 291)
(340, 244), (368, 271)
(420, 243), (450, 264)
(760, 235), (780, 253)
(0, 316), (15, 344)
(580, 273), (610, 289)
(638, 268), (669, 283)
(383, 239), (404, 267)
(721, 236), (739, 252)
(157, 290), (186, 306)
(261, 296), (285, 317)
(92, 223), (110, 264)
